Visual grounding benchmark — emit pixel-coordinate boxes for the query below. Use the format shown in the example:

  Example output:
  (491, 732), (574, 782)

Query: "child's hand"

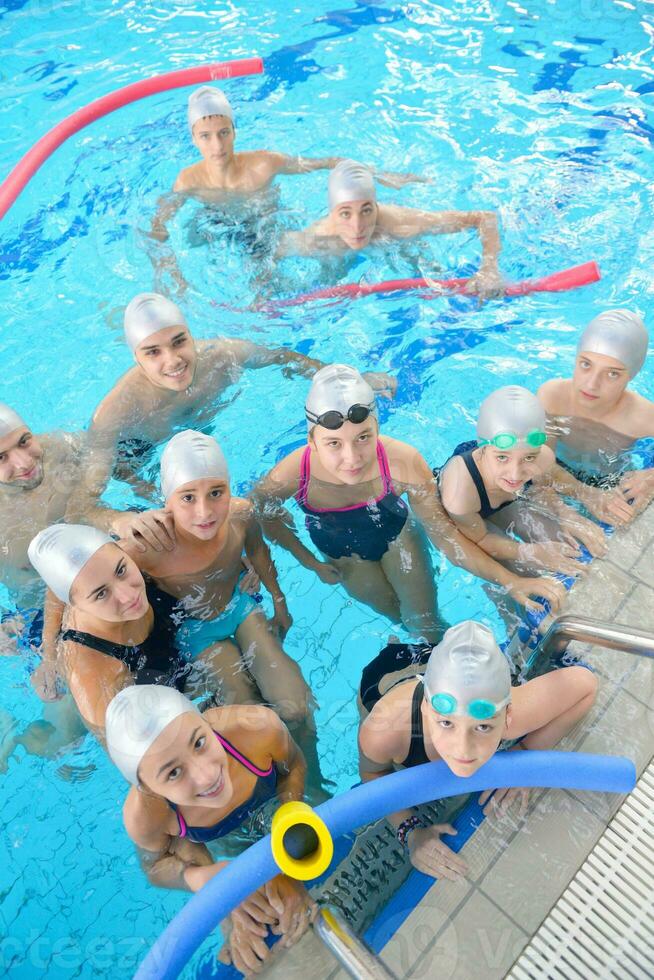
(479, 786), (530, 819)
(408, 824), (467, 880)
(270, 598), (293, 640)
(313, 561), (341, 585)
(112, 509), (176, 552)
(265, 875), (317, 947)
(506, 575), (567, 614)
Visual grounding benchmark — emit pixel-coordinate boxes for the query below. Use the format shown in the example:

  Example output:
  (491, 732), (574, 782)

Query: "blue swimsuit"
(295, 441), (408, 562)
(169, 731), (278, 843)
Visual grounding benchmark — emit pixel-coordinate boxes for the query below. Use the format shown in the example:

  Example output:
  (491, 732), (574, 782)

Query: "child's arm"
(243, 508), (293, 638)
(266, 709), (306, 802)
(250, 459), (341, 585)
(30, 588), (65, 702)
(124, 794), (226, 891)
(405, 457), (567, 612)
(147, 191), (189, 242)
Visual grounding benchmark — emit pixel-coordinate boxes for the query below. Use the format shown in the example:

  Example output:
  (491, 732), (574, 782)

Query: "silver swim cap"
(28, 523), (113, 604)
(124, 293), (187, 355)
(476, 386), (546, 447)
(328, 160), (376, 211)
(160, 429), (230, 500)
(0, 402), (26, 439)
(188, 86), (233, 133)
(305, 364), (377, 433)
(423, 621), (511, 718)
(106, 685), (200, 786)
(577, 309), (648, 379)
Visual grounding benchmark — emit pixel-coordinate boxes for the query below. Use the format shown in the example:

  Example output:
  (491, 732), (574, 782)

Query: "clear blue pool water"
(1, 0), (653, 976)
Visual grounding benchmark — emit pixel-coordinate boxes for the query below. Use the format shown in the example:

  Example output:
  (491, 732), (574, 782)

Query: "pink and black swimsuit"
(295, 441), (408, 562)
(169, 731), (277, 844)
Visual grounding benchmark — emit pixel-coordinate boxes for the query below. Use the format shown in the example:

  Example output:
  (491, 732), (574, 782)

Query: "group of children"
(2, 82), (653, 976)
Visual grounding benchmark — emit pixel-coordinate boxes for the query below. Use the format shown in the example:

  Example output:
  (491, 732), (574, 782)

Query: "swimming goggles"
(477, 429), (547, 451)
(305, 402), (376, 430)
(429, 691), (510, 720)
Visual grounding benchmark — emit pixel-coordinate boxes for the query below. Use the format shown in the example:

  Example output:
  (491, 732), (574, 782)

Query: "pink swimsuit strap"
(214, 730), (274, 778)
(295, 441), (395, 510)
(174, 730), (273, 839)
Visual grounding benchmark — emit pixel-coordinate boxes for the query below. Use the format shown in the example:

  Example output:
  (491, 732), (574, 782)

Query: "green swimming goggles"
(477, 429), (547, 451)
(429, 692), (511, 720)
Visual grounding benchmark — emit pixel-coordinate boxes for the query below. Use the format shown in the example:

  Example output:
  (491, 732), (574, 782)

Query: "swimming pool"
(1, 0), (653, 976)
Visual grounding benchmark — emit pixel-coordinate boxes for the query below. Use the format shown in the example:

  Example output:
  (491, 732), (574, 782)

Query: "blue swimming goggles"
(477, 429), (547, 451)
(429, 692), (511, 720)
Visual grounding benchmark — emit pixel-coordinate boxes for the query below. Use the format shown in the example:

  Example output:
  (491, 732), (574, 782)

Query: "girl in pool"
(438, 385), (608, 588)
(253, 365), (568, 642)
(538, 309), (653, 524)
(28, 524), (190, 737)
(358, 621), (597, 879)
(106, 684), (314, 976)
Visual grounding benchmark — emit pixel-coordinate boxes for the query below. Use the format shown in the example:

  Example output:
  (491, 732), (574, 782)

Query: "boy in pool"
(117, 430), (323, 791)
(538, 309), (654, 524)
(67, 291), (395, 544)
(0, 404), (89, 767)
(149, 86), (423, 240)
(253, 365), (567, 640)
(439, 385), (607, 595)
(106, 685), (315, 975)
(277, 159), (504, 302)
(358, 621), (597, 879)
(120, 430), (308, 707)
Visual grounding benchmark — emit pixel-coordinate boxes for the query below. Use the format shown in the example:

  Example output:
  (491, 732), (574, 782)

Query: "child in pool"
(105, 684), (314, 976)
(253, 365), (568, 643)
(149, 86), (422, 240)
(358, 621), (597, 879)
(117, 430), (323, 792)
(538, 309), (654, 524)
(0, 402), (89, 770)
(438, 385), (608, 601)
(28, 524), (190, 739)
(278, 159), (503, 302)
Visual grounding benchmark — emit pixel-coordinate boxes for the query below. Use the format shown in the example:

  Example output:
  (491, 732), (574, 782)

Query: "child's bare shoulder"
(173, 163), (204, 192)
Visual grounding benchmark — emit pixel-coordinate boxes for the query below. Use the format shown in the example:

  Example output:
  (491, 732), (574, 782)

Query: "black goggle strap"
(305, 402), (376, 426)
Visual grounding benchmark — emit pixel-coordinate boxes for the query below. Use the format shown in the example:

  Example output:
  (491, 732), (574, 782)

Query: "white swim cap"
(477, 386), (546, 447)
(328, 160), (376, 211)
(0, 402), (26, 439)
(188, 86), (234, 133)
(106, 684), (200, 786)
(577, 309), (648, 379)
(423, 621), (511, 718)
(160, 429), (230, 500)
(28, 523), (114, 604)
(305, 364), (377, 433)
(124, 293), (187, 354)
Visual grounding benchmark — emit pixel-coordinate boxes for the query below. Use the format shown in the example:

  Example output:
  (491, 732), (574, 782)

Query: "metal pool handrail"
(314, 906), (398, 979)
(536, 615), (654, 660)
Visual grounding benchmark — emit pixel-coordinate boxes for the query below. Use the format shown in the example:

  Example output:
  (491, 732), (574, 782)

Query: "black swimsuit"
(438, 440), (532, 519)
(359, 645), (431, 767)
(403, 680), (431, 767)
(60, 581), (190, 690)
(295, 442), (408, 562)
